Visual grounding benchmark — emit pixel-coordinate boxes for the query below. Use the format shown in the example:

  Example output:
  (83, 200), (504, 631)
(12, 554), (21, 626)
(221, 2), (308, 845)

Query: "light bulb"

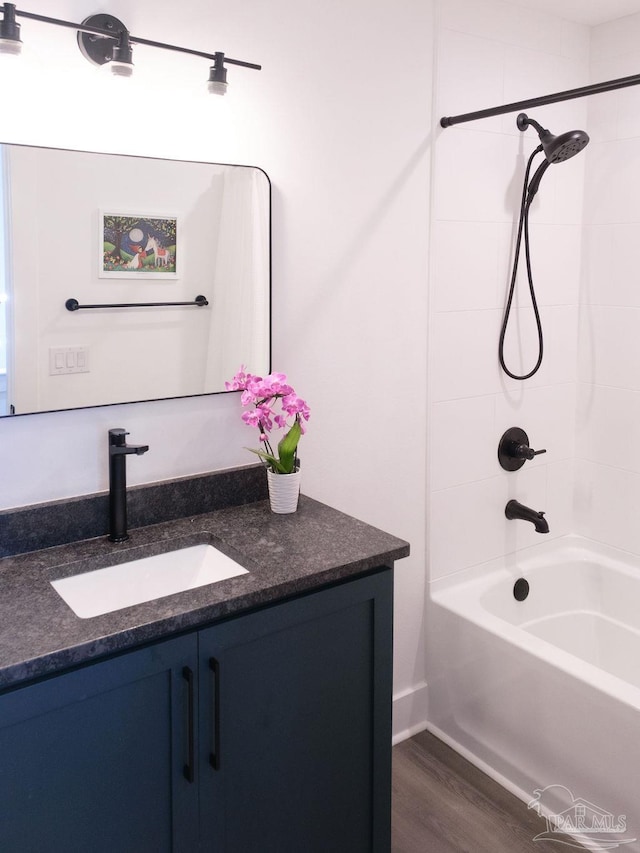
(207, 53), (227, 96)
(0, 37), (21, 55)
(207, 79), (227, 96)
(110, 31), (133, 78)
(110, 59), (134, 78)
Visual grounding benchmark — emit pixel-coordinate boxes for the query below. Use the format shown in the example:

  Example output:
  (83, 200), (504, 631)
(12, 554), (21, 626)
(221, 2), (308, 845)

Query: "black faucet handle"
(109, 428), (129, 446)
(498, 427), (546, 471)
(516, 444), (547, 461)
(108, 427), (149, 456)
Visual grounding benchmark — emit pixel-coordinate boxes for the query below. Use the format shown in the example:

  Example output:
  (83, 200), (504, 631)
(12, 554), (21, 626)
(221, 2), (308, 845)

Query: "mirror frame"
(0, 143), (272, 418)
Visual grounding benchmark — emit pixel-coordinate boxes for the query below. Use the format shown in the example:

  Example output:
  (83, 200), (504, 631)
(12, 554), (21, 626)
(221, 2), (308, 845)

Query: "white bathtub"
(428, 535), (640, 851)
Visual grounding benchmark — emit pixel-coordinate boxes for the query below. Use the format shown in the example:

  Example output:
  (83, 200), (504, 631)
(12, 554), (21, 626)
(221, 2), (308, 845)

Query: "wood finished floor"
(392, 729), (585, 852)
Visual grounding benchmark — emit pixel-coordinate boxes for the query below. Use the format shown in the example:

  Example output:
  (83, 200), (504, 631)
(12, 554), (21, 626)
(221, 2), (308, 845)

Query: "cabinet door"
(0, 634), (199, 853)
(199, 569), (393, 853)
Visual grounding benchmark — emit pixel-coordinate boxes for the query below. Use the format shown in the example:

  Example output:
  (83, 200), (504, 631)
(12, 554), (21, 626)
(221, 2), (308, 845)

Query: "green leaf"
(277, 419), (302, 474)
(246, 447), (287, 474)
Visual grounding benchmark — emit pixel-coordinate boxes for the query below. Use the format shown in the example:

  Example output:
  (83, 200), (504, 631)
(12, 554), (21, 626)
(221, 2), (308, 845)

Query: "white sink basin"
(51, 543), (249, 619)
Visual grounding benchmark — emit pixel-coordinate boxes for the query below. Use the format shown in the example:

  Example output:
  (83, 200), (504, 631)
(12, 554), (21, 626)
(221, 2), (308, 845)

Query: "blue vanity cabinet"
(0, 632), (200, 853)
(0, 568), (393, 852)
(198, 568), (393, 853)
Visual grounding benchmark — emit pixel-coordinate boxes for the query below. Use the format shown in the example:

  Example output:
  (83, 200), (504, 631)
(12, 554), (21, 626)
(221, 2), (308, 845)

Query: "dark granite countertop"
(0, 493), (409, 691)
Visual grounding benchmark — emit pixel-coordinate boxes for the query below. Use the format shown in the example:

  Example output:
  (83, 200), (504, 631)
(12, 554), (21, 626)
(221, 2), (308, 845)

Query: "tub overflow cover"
(513, 578), (530, 601)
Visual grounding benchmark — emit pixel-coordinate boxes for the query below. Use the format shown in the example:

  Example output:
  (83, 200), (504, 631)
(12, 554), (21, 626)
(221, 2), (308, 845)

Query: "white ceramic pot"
(266, 468), (301, 514)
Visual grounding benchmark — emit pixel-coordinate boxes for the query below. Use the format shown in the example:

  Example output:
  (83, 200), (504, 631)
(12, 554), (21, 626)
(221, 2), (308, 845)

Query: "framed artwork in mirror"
(99, 212), (178, 279)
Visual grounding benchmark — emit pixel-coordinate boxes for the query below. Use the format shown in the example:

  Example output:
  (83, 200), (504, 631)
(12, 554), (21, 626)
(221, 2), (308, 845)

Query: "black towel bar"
(65, 295), (209, 311)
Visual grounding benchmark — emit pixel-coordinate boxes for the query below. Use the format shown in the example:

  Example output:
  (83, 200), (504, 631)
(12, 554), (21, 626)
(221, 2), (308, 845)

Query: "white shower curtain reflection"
(204, 167), (270, 390)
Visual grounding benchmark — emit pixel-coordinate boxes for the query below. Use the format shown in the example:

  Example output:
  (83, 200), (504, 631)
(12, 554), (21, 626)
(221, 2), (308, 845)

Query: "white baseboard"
(392, 681), (429, 745)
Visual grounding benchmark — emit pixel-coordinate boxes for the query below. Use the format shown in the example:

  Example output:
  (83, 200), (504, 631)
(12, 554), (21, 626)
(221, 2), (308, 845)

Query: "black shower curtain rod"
(440, 71), (640, 128)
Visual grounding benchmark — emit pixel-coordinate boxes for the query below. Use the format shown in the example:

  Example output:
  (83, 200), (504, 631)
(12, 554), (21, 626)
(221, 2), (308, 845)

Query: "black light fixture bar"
(440, 72), (640, 128)
(15, 8), (111, 36)
(1, 4), (261, 81)
(65, 296), (209, 311)
(122, 33), (261, 69)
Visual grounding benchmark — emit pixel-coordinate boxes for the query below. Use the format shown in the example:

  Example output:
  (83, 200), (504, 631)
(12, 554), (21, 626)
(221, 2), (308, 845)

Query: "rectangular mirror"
(0, 143), (271, 417)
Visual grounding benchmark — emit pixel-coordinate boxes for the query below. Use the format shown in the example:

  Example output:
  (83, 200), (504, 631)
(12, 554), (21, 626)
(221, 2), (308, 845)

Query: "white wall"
(428, 0), (589, 591)
(0, 0), (433, 736)
(576, 13), (640, 555)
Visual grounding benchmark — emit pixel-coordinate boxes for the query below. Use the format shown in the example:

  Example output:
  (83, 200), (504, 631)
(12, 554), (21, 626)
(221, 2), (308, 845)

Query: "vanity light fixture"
(207, 52), (227, 96)
(0, 2), (21, 54)
(75, 13), (135, 78)
(0, 4), (261, 91)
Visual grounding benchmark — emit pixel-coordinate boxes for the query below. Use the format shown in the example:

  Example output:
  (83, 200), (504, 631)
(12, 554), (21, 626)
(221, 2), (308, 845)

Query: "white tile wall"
(430, 396), (497, 491)
(615, 77), (640, 141)
(431, 305), (578, 403)
(559, 20), (591, 63)
(429, 0), (588, 582)
(519, 224), (582, 306)
(590, 13), (640, 63)
(433, 130), (520, 223)
(430, 382), (575, 493)
(430, 463), (558, 580)
(432, 221), (503, 312)
(500, 49), (589, 137)
(430, 2), (640, 578)
(586, 61), (622, 143)
(546, 459), (575, 539)
(431, 310), (505, 401)
(576, 383), (640, 472)
(580, 224), (640, 308)
(575, 11), (640, 559)
(578, 306), (640, 390)
(575, 461), (640, 554)
(494, 382), (577, 464)
(439, 0), (564, 55)
(584, 137), (640, 224)
(436, 29), (505, 135)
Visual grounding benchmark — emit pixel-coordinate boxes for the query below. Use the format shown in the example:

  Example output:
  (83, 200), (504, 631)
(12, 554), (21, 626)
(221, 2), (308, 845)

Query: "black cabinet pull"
(182, 666), (195, 783)
(209, 657), (221, 771)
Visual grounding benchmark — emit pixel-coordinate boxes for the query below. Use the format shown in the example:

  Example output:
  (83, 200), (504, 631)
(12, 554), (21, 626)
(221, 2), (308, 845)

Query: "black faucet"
(505, 499), (549, 534)
(108, 428), (149, 543)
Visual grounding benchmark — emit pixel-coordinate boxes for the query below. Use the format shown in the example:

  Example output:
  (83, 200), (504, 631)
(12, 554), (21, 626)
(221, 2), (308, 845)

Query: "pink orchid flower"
(227, 367), (311, 474)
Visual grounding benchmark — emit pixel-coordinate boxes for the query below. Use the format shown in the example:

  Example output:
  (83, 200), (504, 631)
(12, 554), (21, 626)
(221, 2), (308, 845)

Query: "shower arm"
(517, 113), (546, 136)
(440, 70), (640, 128)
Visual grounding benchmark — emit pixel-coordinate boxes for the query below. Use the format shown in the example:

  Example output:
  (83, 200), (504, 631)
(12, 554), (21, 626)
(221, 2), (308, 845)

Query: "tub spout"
(505, 499), (549, 533)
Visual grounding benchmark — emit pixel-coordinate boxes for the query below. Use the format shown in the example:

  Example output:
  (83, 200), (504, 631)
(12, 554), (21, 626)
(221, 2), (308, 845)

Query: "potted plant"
(226, 367), (310, 513)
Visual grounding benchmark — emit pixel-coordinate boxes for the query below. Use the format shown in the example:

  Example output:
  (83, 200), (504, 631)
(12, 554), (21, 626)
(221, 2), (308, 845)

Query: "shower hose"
(498, 144), (545, 381)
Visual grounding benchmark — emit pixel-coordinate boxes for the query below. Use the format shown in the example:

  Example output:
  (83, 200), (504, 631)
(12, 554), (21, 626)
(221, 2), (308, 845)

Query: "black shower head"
(517, 112), (589, 163)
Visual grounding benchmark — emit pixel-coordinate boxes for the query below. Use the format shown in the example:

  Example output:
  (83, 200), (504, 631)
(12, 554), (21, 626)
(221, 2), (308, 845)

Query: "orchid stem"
(257, 420), (274, 457)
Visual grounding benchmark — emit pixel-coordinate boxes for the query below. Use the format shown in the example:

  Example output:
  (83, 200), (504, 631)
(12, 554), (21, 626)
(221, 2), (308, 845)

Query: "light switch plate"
(49, 346), (90, 375)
